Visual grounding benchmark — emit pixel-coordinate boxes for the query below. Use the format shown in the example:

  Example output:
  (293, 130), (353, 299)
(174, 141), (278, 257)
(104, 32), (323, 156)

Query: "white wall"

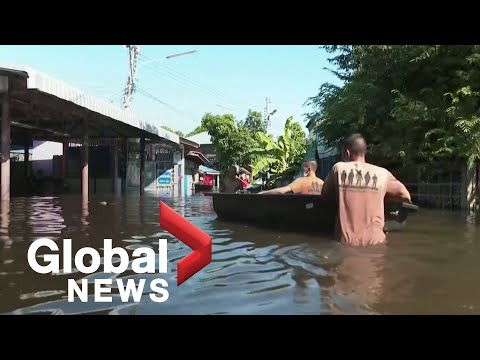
(31, 141), (63, 177)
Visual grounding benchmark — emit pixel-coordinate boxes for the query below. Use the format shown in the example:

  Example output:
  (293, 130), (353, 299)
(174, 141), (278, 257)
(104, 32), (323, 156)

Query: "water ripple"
(1, 195), (479, 314)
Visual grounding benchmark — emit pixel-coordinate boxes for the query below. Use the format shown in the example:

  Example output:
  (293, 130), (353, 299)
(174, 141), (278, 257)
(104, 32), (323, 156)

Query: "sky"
(0, 45), (341, 137)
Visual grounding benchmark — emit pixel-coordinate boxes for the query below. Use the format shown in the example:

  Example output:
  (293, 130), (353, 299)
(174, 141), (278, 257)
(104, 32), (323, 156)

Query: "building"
(0, 63), (193, 202)
(305, 119), (339, 180)
(186, 132), (216, 164)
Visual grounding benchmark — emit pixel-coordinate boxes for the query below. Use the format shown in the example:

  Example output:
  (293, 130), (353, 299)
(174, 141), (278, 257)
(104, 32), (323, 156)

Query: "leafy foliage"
(248, 117), (307, 179)
(306, 45), (480, 172)
(195, 111), (307, 178)
(185, 125), (206, 138)
(200, 113), (259, 172)
(238, 110), (266, 134)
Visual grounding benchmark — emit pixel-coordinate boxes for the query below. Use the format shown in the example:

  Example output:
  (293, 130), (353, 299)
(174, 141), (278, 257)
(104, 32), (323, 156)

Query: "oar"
(402, 202), (419, 212)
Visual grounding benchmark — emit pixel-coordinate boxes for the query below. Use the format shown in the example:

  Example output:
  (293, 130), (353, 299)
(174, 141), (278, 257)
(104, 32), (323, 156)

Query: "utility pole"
(264, 97), (277, 131)
(123, 45), (140, 110)
(264, 97), (269, 129)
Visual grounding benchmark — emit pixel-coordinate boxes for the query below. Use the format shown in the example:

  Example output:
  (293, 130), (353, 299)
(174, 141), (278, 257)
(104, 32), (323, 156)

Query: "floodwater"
(0, 192), (479, 315)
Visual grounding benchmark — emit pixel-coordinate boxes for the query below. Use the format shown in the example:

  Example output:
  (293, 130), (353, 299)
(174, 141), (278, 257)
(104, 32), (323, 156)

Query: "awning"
(0, 63), (180, 145)
(186, 151), (210, 165)
(180, 137), (200, 148)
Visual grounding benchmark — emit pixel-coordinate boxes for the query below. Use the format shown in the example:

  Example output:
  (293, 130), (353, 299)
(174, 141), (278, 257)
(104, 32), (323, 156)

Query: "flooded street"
(0, 193), (479, 315)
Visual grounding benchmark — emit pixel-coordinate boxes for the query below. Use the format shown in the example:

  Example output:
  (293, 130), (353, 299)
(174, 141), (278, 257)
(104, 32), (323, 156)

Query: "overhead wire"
(136, 87), (186, 117)
(138, 53), (237, 111)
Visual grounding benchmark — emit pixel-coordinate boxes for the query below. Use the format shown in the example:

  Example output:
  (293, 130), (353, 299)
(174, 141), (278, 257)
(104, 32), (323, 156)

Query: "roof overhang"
(0, 63), (180, 145)
(199, 165), (220, 175)
(180, 137), (200, 148)
(186, 151), (210, 166)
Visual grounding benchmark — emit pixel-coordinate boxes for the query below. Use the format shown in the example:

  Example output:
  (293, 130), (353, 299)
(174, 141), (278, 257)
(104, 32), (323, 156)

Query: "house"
(305, 119), (338, 180)
(186, 132), (216, 164)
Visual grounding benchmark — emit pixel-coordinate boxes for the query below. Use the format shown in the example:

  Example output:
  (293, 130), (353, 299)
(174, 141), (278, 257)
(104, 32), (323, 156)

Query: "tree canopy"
(185, 125), (205, 138)
(197, 110), (307, 176)
(199, 113), (257, 172)
(306, 45), (480, 172)
(249, 116), (307, 180)
(238, 110), (266, 134)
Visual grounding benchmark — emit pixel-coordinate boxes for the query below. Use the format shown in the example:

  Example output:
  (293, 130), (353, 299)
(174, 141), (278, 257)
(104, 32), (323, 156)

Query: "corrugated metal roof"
(199, 165), (220, 175)
(0, 63), (179, 144)
(186, 131), (211, 145)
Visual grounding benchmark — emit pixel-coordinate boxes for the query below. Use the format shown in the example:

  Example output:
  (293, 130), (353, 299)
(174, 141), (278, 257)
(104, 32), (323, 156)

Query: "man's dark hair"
(304, 159), (318, 171)
(342, 133), (367, 156)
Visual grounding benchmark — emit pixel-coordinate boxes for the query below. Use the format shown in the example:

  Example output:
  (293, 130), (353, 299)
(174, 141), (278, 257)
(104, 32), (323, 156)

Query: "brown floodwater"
(0, 192), (478, 315)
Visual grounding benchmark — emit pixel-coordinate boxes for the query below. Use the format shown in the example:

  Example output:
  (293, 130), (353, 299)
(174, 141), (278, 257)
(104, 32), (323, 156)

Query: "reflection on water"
(0, 193), (479, 315)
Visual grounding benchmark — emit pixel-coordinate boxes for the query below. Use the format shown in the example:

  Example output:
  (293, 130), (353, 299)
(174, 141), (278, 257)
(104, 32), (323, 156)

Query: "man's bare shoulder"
(365, 162), (384, 169)
(365, 163), (390, 174)
(331, 162), (347, 172)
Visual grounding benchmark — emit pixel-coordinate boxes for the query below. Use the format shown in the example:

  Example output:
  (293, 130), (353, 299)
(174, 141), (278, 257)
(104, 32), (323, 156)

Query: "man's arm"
(386, 175), (412, 203)
(260, 177), (305, 195)
(259, 185), (293, 195)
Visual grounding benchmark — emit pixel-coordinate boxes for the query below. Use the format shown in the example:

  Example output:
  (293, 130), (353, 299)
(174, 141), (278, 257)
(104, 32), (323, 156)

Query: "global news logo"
(26, 202), (212, 303)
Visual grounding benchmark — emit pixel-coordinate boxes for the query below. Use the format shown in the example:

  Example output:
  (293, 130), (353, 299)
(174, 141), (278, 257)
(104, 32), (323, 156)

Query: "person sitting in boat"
(321, 133), (412, 247)
(239, 172), (250, 189)
(220, 166), (244, 193)
(259, 160), (324, 195)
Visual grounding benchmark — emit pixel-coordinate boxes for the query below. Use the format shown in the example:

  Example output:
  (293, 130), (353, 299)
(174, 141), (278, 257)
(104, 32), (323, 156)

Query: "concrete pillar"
(112, 139), (119, 194)
(24, 143), (29, 179)
(123, 137), (129, 193)
(1, 93), (10, 204)
(62, 140), (69, 179)
(81, 196), (89, 227)
(140, 137), (145, 196)
(81, 118), (88, 202)
(173, 164), (178, 195)
(180, 145), (186, 197)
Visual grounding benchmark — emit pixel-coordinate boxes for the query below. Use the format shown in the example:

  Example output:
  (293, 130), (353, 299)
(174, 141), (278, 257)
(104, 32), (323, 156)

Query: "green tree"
(306, 45), (480, 176)
(249, 116), (307, 180)
(185, 125), (206, 137)
(200, 113), (259, 172)
(239, 109), (266, 133)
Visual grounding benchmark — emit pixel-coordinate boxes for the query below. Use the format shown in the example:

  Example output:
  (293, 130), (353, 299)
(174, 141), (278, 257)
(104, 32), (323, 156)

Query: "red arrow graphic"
(159, 201), (212, 286)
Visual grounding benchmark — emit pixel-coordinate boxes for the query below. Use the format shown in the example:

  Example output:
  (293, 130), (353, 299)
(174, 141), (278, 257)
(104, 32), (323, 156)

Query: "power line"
(139, 60), (226, 104)
(138, 53), (236, 110)
(140, 63), (237, 114)
(138, 63), (238, 113)
(140, 53), (223, 97)
(136, 87), (185, 117)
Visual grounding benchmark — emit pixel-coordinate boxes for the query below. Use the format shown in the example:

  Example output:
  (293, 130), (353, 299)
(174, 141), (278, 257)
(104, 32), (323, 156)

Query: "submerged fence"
(405, 182), (462, 210)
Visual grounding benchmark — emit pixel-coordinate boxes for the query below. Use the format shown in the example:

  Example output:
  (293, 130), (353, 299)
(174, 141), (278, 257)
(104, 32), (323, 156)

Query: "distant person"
(321, 134), (412, 247)
(203, 174), (213, 186)
(259, 160), (324, 195)
(239, 173), (250, 188)
(220, 166), (243, 193)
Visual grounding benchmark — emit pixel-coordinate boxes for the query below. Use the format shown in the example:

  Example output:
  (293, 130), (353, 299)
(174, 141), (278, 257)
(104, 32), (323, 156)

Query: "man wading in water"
(220, 166), (244, 193)
(259, 160), (324, 195)
(321, 134), (412, 246)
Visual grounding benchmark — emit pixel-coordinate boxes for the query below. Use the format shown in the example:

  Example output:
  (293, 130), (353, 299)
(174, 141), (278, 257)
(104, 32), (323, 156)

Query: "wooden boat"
(204, 192), (419, 234)
(195, 183), (213, 192)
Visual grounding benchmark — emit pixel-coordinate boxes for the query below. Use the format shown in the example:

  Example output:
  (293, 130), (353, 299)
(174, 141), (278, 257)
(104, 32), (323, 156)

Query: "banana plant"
(248, 117), (307, 180)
